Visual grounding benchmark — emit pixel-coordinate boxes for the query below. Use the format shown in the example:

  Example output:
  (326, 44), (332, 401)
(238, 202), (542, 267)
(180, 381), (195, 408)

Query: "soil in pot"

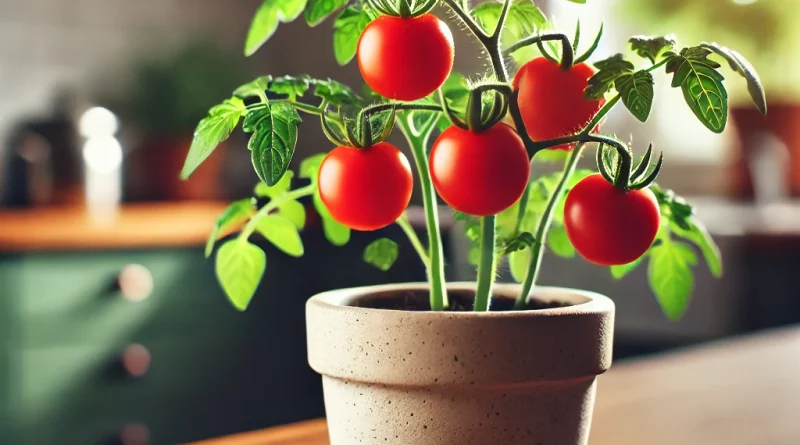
(351, 288), (572, 312)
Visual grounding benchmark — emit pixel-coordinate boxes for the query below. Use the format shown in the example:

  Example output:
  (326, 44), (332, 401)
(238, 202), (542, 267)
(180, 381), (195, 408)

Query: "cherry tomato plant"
(182, 0), (766, 319)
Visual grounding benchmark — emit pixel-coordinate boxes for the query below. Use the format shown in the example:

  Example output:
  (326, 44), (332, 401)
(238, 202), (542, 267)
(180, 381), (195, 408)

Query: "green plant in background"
(122, 39), (251, 137)
(181, 0), (765, 319)
(615, 0), (796, 101)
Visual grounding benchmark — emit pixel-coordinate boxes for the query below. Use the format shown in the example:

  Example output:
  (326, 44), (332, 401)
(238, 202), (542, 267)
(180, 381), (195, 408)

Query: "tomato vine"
(182, 0), (766, 319)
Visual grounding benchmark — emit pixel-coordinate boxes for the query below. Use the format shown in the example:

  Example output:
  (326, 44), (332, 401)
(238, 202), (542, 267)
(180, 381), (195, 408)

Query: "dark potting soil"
(351, 289), (572, 312)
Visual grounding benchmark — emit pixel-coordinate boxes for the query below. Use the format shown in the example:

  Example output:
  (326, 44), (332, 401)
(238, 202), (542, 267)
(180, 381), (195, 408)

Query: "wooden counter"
(0, 202), (228, 252)
(188, 326), (800, 445)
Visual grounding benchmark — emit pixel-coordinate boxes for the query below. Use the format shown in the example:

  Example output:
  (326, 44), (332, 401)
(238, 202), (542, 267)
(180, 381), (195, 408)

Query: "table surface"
(189, 326), (800, 445)
(0, 202), (228, 251)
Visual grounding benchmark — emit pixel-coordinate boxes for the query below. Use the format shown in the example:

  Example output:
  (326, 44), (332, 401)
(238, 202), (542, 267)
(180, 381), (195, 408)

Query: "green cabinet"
(0, 247), (315, 444)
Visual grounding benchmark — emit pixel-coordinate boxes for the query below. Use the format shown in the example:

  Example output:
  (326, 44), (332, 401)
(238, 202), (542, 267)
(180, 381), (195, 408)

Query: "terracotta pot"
(306, 282), (615, 445)
(127, 135), (227, 201)
(728, 103), (800, 199)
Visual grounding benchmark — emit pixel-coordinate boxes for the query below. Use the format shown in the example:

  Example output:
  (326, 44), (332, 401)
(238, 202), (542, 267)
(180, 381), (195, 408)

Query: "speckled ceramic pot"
(306, 282), (615, 445)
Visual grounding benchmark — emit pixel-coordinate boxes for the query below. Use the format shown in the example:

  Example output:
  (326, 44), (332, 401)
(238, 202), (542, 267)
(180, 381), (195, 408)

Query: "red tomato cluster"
(321, 12), (657, 272)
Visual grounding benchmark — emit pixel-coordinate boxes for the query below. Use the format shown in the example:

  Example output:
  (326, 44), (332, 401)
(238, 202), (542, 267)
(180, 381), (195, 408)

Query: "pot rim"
(308, 282), (614, 319)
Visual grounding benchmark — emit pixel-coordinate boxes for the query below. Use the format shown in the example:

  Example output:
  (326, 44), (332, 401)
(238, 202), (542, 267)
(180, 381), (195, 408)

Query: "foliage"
(182, 0), (764, 318)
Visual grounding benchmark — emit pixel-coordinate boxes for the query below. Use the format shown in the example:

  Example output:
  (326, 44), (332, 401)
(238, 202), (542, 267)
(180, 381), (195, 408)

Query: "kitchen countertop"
(0, 202), (229, 252)
(187, 326), (800, 445)
(0, 197), (798, 253)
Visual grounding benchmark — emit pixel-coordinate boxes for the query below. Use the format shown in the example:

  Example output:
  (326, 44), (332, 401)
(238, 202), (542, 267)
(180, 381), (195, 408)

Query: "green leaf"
(666, 46), (728, 133)
(299, 153), (327, 181)
(547, 225), (575, 258)
(255, 170), (294, 198)
(503, 231), (535, 254)
(585, 54), (634, 100)
(363, 238), (399, 271)
(278, 199), (307, 229)
(333, 5), (371, 66)
(616, 70), (655, 122)
(566, 0), (586, 3)
(701, 42), (766, 116)
(305, 0), (349, 26)
(313, 78), (363, 106)
(509, 247), (531, 283)
(233, 76), (270, 102)
(256, 215), (305, 257)
(472, 0), (547, 48)
(215, 240), (266, 311)
(652, 184), (694, 231)
(629, 35), (677, 64)
(205, 199), (254, 258)
(610, 255), (644, 279)
(243, 102), (303, 186)
(313, 192), (350, 246)
(181, 97), (245, 179)
(670, 216), (722, 278)
(245, 0), (308, 57)
(532, 149), (569, 164)
(648, 241), (697, 320)
(269, 75), (313, 98)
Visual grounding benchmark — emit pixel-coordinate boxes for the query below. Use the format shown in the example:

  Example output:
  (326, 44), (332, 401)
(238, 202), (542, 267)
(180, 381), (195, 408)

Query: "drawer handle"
(118, 264), (153, 302)
(117, 423), (150, 445)
(121, 344), (151, 377)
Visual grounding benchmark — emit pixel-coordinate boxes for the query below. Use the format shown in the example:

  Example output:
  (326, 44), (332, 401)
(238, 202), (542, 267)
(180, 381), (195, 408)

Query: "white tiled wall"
(0, 0), (261, 134)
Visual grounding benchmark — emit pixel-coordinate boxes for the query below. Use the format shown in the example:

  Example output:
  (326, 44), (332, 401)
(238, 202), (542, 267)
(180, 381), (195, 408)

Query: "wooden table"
(190, 327), (800, 445)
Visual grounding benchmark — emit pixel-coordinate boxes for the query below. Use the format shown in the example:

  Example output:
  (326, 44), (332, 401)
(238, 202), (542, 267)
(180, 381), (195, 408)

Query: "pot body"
(306, 283), (615, 445)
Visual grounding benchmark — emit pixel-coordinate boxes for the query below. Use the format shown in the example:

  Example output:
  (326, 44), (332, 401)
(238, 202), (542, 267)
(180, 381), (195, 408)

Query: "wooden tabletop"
(0, 202), (229, 252)
(189, 326), (800, 445)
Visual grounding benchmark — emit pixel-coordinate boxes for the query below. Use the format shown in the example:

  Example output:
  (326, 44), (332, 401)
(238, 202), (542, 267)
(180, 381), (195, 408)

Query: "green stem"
(442, 0), (511, 311)
(396, 216), (431, 270)
(398, 115), (449, 311)
(514, 142), (585, 309)
(238, 185), (315, 242)
(441, 0), (489, 41)
(473, 216), (497, 312)
(515, 95), (621, 308)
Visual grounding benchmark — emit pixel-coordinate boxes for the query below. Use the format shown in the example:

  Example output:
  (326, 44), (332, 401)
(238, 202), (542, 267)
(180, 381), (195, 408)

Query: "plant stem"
(398, 114), (449, 310)
(514, 142), (585, 309)
(515, 95), (621, 308)
(473, 216), (497, 312)
(396, 216), (431, 270)
(442, 0), (512, 311)
(238, 185), (316, 242)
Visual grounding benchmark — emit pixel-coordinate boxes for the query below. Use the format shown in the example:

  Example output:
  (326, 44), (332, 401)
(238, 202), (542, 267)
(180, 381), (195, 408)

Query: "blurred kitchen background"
(0, 0), (797, 443)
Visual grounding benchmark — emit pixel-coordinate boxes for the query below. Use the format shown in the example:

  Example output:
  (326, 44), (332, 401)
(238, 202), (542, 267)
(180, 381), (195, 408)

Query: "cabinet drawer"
(16, 331), (320, 444)
(17, 249), (234, 347)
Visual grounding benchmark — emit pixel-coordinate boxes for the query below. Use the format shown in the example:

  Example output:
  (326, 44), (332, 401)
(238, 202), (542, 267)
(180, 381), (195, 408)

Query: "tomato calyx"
(506, 23), (605, 72)
(442, 83), (512, 132)
(595, 137), (663, 192)
(365, 0), (437, 19)
(320, 102), (442, 149)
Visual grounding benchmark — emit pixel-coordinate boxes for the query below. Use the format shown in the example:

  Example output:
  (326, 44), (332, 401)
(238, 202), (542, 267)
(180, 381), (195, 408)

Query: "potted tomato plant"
(180, 0), (765, 443)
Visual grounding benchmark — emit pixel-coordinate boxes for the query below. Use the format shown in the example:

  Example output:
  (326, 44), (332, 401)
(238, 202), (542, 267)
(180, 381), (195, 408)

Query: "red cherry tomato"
(513, 57), (604, 150)
(430, 124), (530, 216)
(564, 174), (661, 266)
(357, 14), (454, 101)
(318, 143), (413, 231)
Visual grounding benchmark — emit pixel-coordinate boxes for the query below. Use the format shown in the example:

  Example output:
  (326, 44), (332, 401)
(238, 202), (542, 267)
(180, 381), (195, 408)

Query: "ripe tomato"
(318, 143), (413, 231)
(357, 14), (454, 101)
(430, 124), (529, 216)
(564, 174), (661, 266)
(513, 57), (604, 149)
